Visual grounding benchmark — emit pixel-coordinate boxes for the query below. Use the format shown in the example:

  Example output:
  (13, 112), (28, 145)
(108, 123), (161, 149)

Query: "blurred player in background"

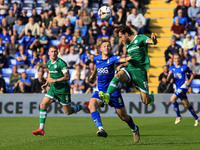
(99, 25), (157, 106)
(167, 53), (199, 126)
(88, 40), (140, 143)
(32, 46), (87, 135)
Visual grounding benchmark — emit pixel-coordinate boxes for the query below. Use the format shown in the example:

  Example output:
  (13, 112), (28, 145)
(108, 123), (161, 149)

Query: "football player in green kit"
(99, 25), (157, 106)
(32, 46), (87, 135)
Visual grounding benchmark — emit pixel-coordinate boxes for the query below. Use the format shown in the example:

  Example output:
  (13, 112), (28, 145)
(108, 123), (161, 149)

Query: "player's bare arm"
(185, 72), (195, 86)
(47, 72), (70, 83)
(147, 33), (157, 45)
(118, 56), (132, 63)
(167, 70), (172, 82)
(116, 62), (129, 72)
(90, 64), (97, 82)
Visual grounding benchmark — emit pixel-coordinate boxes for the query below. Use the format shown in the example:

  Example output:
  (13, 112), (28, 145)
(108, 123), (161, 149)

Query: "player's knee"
(88, 102), (96, 112)
(40, 103), (48, 109)
(142, 98), (148, 105)
(170, 98), (175, 103)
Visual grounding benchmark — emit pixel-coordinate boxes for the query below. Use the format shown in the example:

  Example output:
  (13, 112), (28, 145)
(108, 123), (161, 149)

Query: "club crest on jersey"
(181, 68), (183, 71)
(54, 65), (57, 68)
(134, 40), (138, 44)
(107, 60), (109, 64)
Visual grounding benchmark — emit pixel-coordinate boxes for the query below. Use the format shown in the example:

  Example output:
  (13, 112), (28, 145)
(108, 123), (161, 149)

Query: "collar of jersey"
(51, 58), (59, 64)
(131, 35), (138, 43)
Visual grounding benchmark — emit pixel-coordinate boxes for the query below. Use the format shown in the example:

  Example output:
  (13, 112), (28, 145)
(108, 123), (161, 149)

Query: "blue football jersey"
(94, 54), (121, 97)
(169, 64), (192, 89)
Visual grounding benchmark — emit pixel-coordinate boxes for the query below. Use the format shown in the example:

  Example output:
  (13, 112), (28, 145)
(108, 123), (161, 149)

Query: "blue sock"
(188, 106), (198, 120)
(127, 116), (136, 131)
(91, 111), (103, 129)
(173, 101), (181, 117)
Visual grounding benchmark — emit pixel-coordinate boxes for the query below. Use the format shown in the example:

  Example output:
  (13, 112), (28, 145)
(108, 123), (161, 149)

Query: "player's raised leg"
(182, 98), (199, 126)
(99, 70), (129, 104)
(170, 94), (182, 124)
(116, 107), (140, 143)
(32, 97), (53, 135)
(89, 98), (108, 137)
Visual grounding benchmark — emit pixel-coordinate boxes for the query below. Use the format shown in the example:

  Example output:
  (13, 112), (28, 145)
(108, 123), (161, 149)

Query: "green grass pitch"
(0, 117), (200, 150)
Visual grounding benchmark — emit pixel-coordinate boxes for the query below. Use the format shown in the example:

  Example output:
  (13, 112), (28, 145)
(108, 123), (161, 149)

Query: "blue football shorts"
(174, 87), (188, 100)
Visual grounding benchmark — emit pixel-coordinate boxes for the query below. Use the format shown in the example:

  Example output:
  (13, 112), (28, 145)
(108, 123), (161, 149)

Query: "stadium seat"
(114, 3), (121, 9)
(89, 3), (99, 9)
(26, 68), (38, 77)
(22, 3), (34, 10)
(127, 3), (134, 8)
(11, 0), (21, 3)
(188, 50), (193, 56)
(37, 0), (45, 3)
(176, 40), (183, 47)
(68, 69), (75, 76)
(26, 9), (33, 17)
(27, 49), (33, 58)
(1, 68), (12, 77)
(36, 8), (42, 15)
(65, 2), (71, 7)
(24, 0), (34, 3)
(17, 68), (26, 74)
(35, 3), (44, 9)
(188, 31), (196, 39)
(7, 59), (17, 67)
(3, 77), (10, 86)
(191, 79), (200, 87)
(192, 88), (200, 94)
(49, 40), (60, 46)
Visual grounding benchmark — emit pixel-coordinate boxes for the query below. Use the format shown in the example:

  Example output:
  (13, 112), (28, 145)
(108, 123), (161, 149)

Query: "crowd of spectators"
(0, 0), (148, 94)
(160, 0), (200, 94)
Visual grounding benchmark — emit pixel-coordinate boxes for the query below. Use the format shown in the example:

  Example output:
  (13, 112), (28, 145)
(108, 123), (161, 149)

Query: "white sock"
(98, 127), (104, 130)
(39, 123), (45, 130)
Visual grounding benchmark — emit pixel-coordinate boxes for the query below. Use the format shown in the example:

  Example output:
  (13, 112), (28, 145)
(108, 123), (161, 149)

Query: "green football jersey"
(47, 58), (70, 89)
(126, 34), (150, 70)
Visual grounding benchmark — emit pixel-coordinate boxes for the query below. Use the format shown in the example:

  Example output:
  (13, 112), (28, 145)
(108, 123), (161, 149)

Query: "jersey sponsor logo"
(48, 65), (50, 68)
(97, 67), (109, 75)
(49, 70), (58, 73)
(174, 73), (182, 79)
(54, 65), (57, 68)
(128, 46), (139, 52)
(181, 68), (183, 71)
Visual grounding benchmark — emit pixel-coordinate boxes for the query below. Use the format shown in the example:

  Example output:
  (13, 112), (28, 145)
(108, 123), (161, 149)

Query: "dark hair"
(101, 40), (110, 45)
(115, 25), (132, 35)
(49, 46), (58, 51)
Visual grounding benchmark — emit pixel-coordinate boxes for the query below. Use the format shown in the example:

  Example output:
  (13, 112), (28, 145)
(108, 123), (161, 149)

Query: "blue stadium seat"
(191, 79), (200, 87)
(89, 3), (99, 9)
(35, 3), (44, 9)
(26, 68), (38, 77)
(49, 40), (60, 46)
(37, 0), (45, 3)
(24, 0), (34, 3)
(188, 31), (196, 39)
(6, 86), (14, 93)
(114, 3), (121, 9)
(11, 0), (21, 4)
(1, 68), (12, 77)
(36, 8), (42, 15)
(7, 59), (17, 67)
(27, 49), (32, 58)
(127, 3), (135, 8)
(22, 3), (34, 9)
(3, 77), (10, 86)
(68, 69), (75, 76)
(17, 68), (26, 74)
(188, 50), (193, 56)
(192, 87), (200, 94)
(176, 40), (183, 47)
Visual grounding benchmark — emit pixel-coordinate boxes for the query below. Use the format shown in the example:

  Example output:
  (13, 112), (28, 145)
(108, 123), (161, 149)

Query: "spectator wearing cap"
(68, 0), (81, 16)
(174, 0), (188, 18)
(188, 0), (200, 26)
(194, 45), (200, 63)
(62, 17), (74, 34)
(48, 19), (62, 39)
(56, 0), (68, 16)
(13, 17), (25, 39)
(0, 27), (10, 46)
(31, 8), (42, 26)
(11, 2), (21, 17)
(53, 11), (65, 27)
(65, 45), (80, 68)
(0, 0), (9, 16)
(5, 35), (20, 59)
(57, 35), (70, 51)
(81, 0), (92, 16)
(42, 10), (52, 32)
(67, 8), (79, 26)
(126, 7), (146, 34)
(60, 27), (73, 43)
(97, 26), (110, 40)
(5, 9), (17, 27)
(182, 33), (195, 51)
(15, 45), (28, 69)
(20, 30), (35, 49)
(173, 9), (188, 28)
(171, 17), (186, 41)
(80, 9), (91, 26)
(25, 16), (40, 36)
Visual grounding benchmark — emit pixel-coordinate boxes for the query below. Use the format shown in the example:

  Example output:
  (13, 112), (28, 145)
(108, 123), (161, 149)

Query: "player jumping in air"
(88, 40), (140, 143)
(98, 25), (157, 106)
(167, 53), (199, 126)
(32, 46), (88, 135)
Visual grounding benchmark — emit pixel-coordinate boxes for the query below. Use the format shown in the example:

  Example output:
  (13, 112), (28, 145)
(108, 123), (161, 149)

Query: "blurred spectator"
(182, 33), (195, 50)
(188, 0), (200, 27)
(85, 62), (96, 93)
(13, 17), (25, 39)
(74, 29), (84, 44)
(67, 8), (79, 26)
(126, 7), (146, 34)
(192, 37), (200, 55)
(0, 38), (4, 54)
(97, 26), (110, 40)
(31, 71), (46, 93)
(20, 9), (29, 25)
(31, 8), (42, 26)
(110, 36), (119, 55)
(17, 72), (31, 93)
(60, 27), (73, 43)
(114, 7), (126, 26)
(80, 9), (91, 26)
(48, 19), (62, 39)
(5, 9), (16, 27)
(70, 36), (83, 55)
(25, 16), (40, 36)
(71, 71), (85, 93)
(194, 27), (200, 44)
(42, 10), (52, 32)
(34, 66), (48, 79)
(0, 18), (12, 34)
(126, 21), (138, 35)
(5, 35), (19, 59)
(30, 51), (41, 68)
(90, 19), (100, 39)
(56, 0), (68, 16)
(15, 45), (28, 69)
(174, 0), (188, 18)
(120, 0), (130, 18)
(194, 45), (200, 63)
(30, 39), (45, 59)
(80, 45), (90, 70)
(0, 0), (9, 16)
(103, 20), (115, 36)
(68, 0), (81, 16)
(195, 11), (200, 29)
(167, 57), (174, 68)
(62, 18), (74, 33)
(71, 64), (86, 81)
(38, 27), (48, 50)
(81, 0), (92, 16)
(173, 9), (188, 28)
(74, 18), (87, 37)
(178, 0), (190, 7)
(158, 65), (172, 83)
(54, 12), (65, 27)
(11, 2), (21, 17)
(111, 28), (121, 45)
(20, 30), (35, 49)
(94, 38), (103, 55)
(158, 76), (174, 93)
(9, 65), (21, 88)
(182, 48), (192, 65)
(188, 56), (200, 78)
(165, 38), (182, 62)
(65, 45), (80, 68)
(38, 54), (48, 69)
(0, 51), (5, 70)
(84, 29), (95, 45)
(42, 0), (55, 16)
(0, 74), (6, 94)
(58, 35), (70, 51)
(58, 46), (68, 63)
(72, 82), (83, 94)
(0, 27), (10, 46)
(171, 17), (186, 41)
(108, 0), (117, 13)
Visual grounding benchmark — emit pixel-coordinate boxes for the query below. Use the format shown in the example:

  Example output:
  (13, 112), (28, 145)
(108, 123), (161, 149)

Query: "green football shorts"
(121, 67), (149, 94)
(45, 85), (71, 106)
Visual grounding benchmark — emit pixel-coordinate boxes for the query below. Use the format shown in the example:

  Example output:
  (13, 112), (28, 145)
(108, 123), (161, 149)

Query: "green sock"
(72, 105), (83, 114)
(148, 94), (153, 104)
(39, 108), (47, 130)
(107, 77), (119, 95)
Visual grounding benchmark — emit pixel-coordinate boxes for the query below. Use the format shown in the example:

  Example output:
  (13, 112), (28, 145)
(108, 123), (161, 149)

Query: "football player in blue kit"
(167, 53), (199, 126)
(88, 40), (140, 143)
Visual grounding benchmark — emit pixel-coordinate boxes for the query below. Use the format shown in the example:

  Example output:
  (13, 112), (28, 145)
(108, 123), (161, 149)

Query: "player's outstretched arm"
(116, 62), (129, 72)
(147, 33), (157, 45)
(185, 72), (195, 86)
(118, 56), (132, 63)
